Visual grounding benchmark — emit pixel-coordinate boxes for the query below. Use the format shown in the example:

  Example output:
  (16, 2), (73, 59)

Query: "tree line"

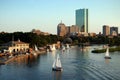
(0, 32), (120, 48)
(70, 35), (120, 46)
(0, 32), (63, 47)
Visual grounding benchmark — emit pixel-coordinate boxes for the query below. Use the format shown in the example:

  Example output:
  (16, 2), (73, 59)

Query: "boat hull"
(104, 56), (111, 59)
(52, 68), (63, 71)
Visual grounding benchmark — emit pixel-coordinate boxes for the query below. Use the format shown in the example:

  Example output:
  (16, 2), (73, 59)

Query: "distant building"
(76, 9), (88, 33)
(103, 25), (110, 36)
(57, 22), (66, 36)
(69, 25), (79, 33)
(77, 32), (89, 37)
(110, 27), (118, 36)
(57, 22), (79, 36)
(89, 33), (96, 37)
(2, 39), (29, 53)
(32, 29), (50, 35)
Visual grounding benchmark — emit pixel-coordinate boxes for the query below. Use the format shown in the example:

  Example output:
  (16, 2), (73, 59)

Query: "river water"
(0, 45), (120, 80)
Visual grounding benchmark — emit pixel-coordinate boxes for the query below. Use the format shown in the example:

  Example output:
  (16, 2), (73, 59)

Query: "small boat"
(104, 47), (111, 59)
(50, 44), (56, 52)
(52, 54), (63, 71)
(35, 45), (38, 51)
(66, 44), (70, 49)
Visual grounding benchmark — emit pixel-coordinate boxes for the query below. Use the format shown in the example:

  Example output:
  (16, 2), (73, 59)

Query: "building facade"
(57, 22), (66, 36)
(69, 25), (79, 33)
(57, 22), (79, 36)
(103, 25), (110, 36)
(32, 29), (50, 35)
(110, 27), (118, 36)
(76, 9), (88, 33)
(2, 39), (29, 53)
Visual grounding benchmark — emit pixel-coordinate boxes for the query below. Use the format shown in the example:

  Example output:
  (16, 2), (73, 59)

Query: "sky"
(0, 0), (120, 34)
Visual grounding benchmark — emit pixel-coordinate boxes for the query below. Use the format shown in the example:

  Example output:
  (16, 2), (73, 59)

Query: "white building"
(2, 39), (29, 53)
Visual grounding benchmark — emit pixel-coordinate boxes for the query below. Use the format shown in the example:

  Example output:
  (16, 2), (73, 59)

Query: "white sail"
(52, 54), (62, 68)
(35, 45), (38, 51)
(56, 54), (62, 68)
(52, 44), (56, 51)
(50, 44), (56, 51)
(52, 59), (56, 68)
(66, 44), (69, 49)
(105, 47), (109, 57)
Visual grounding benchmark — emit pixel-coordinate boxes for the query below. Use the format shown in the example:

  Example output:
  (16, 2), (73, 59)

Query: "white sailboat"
(33, 45), (38, 56)
(35, 45), (38, 51)
(104, 47), (111, 59)
(66, 44), (70, 49)
(52, 44), (56, 51)
(52, 54), (63, 71)
(50, 44), (56, 51)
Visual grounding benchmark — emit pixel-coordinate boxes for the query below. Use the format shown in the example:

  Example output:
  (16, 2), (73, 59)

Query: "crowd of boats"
(0, 43), (70, 67)
(47, 44), (70, 52)
(0, 43), (112, 71)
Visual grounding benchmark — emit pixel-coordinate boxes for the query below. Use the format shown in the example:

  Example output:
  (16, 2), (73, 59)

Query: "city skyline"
(0, 0), (120, 34)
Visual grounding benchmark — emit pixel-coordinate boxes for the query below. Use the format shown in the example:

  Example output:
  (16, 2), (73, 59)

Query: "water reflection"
(1, 45), (120, 80)
(51, 51), (56, 58)
(7, 54), (40, 68)
(52, 71), (62, 80)
(105, 59), (110, 64)
(79, 46), (90, 52)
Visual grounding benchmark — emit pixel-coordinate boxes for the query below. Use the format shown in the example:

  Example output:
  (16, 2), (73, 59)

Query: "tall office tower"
(110, 27), (118, 36)
(76, 9), (88, 33)
(57, 22), (66, 36)
(103, 25), (110, 36)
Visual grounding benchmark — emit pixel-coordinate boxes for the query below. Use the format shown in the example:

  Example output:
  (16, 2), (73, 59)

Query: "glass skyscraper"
(76, 9), (88, 33)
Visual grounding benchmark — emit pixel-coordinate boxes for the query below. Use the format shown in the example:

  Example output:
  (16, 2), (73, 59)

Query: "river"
(0, 45), (120, 80)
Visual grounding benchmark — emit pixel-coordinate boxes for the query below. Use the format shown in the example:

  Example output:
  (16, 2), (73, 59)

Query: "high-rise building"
(57, 22), (79, 36)
(76, 9), (88, 33)
(57, 22), (66, 36)
(110, 27), (118, 36)
(103, 25), (110, 36)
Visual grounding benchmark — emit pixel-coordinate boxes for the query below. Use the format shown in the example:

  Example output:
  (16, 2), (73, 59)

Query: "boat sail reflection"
(52, 71), (62, 80)
(105, 59), (110, 64)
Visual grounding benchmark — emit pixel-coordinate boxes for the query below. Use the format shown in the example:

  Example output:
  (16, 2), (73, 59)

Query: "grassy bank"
(92, 46), (120, 53)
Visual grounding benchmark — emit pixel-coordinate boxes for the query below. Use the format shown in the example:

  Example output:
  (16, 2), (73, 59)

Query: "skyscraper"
(103, 25), (110, 36)
(76, 9), (88, 33)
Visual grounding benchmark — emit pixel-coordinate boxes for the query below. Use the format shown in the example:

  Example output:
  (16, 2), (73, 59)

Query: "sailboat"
(66, 44), (70, 49)
(35, 45), (38, 51)
(50, 44), (56, 52)
(32, 45), (38, 56)
(104, 47), (111, 59)
(52, 54), (63, 71)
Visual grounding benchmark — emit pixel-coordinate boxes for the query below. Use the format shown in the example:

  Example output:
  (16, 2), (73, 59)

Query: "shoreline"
(0, 50), (46, 65)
